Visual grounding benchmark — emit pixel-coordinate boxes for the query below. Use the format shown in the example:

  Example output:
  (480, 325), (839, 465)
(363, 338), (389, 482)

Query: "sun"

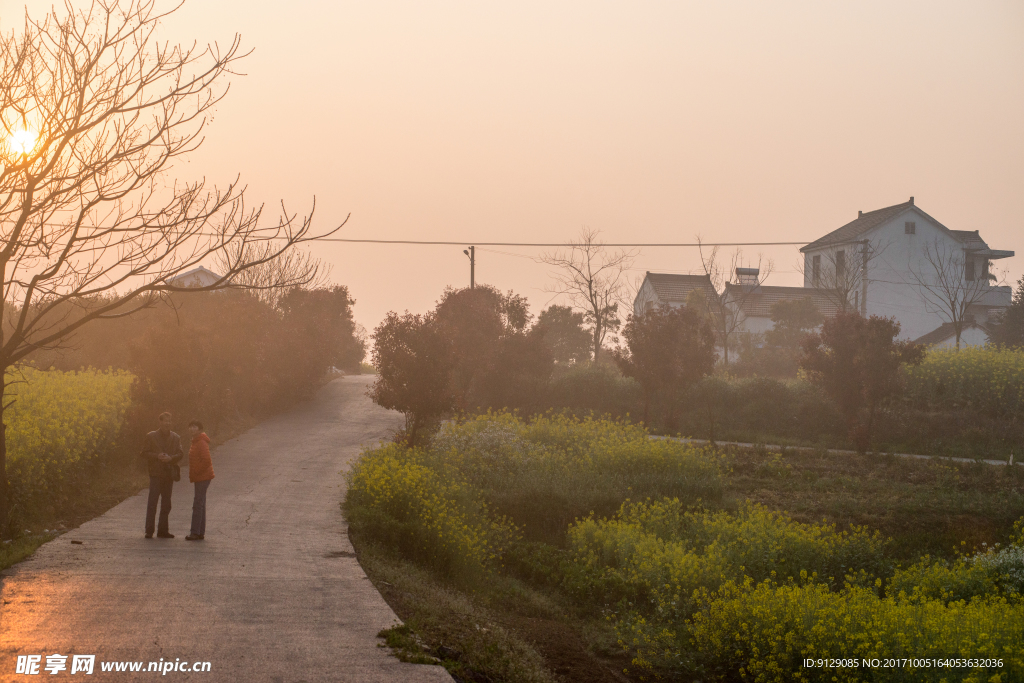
(10, 129), (38, 155)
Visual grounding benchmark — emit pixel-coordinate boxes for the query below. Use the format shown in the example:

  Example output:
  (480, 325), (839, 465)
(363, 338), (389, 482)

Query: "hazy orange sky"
(16, 0), (1024, 333)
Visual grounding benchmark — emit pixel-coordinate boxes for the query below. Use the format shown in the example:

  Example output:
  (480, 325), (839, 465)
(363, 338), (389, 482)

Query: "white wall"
(803, 208), (1004, 341)
(931, 326), (989, 350)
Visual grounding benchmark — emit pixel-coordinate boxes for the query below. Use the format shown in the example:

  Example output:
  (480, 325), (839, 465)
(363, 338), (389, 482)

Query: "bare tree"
(909, 238), (992, 350)
(697, 241), (773, 364)
(0, 0), (341, 533)
(798, 239), (889, 314)
(216, 244), (332, 308)
(540, 227), (636, 362)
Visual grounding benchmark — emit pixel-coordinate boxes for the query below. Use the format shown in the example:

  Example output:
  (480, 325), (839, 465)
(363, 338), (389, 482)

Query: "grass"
(356, 540), (566, 683)
(724, 445), (1024, 561)
(0, 533), (58, 572)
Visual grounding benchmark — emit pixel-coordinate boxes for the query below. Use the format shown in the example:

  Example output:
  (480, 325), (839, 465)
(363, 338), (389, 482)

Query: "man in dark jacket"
(141, 412), (184, 538)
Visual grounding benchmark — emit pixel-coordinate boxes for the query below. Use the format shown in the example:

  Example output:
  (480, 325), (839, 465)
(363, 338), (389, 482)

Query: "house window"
(965, 258), (975, 281)
(905, 221), (916, 234)
(835, 250), (846, 281)
(812, 255), (821, 286)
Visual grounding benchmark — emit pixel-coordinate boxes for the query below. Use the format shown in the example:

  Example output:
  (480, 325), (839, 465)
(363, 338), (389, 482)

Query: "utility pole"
(463, 246), (475, 289)
(860, 240), (869, 317)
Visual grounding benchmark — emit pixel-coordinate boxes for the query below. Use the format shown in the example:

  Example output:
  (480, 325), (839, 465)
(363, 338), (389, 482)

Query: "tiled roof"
(913, 321), (989, 346)
(800, 201), (915, 252)
(949, 230), (989, 249)
(724, 284), (843, 319)
(644, 272), (718, 303)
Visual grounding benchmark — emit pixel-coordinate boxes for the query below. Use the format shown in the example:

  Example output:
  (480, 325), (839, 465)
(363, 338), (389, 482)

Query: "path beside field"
(662, 436), (1020, 467)
(0, 375), (452, 683)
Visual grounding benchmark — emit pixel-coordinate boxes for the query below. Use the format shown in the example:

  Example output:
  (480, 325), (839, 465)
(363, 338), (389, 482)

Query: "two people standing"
(140, 412), (215, 540)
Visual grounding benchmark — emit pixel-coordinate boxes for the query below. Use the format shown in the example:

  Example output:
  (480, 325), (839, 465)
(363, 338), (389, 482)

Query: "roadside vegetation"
(1, 286), (366, 555)
(347, 414), (1024, 682)
(370, 283), (1024, 460)
(357, 278), (1024, 682)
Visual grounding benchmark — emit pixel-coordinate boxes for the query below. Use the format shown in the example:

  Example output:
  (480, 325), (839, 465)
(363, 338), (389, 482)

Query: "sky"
(12, 0), (1024, 333)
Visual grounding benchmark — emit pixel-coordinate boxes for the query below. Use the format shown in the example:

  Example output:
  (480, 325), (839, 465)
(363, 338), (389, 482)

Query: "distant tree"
(541, 227), (637, 362)
(614, 305), (717, 429)
(277, 286), (365, 375)
(473, 332), (554, 413)
(369, 312), (455, 445)
(735, 297), (824, 378)
(696, 241), (773, 364)
(433, 286), (533, 409)
(217, 246), (332, 309)
(801, 311), (925, 453)
(988, 276), (1024, 348)
(909, 239), (993, 350)
(764, 297), (825, 349)
(532, 305), (592, 365)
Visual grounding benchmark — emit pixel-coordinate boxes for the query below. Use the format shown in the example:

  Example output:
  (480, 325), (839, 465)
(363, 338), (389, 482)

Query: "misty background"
(13, 0), (1018, 331)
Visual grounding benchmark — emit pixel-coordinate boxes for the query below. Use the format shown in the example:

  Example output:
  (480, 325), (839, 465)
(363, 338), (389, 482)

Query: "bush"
(543, 361), (641, 421)
(904, 346), (1024, 420)
(6, 367), (134, 521)
(568, 500), (888, 610)
(345, 442), (517, 577)
(431, 413), (724, 541)
(688, 579), (1024, 682)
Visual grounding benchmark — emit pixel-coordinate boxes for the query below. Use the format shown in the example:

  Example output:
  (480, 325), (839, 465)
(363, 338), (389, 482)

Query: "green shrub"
(887, 556), (1000, 604)
(543, 361), (641, 421)
(431, 413), (724, 541)
(345, 442), (517, 577)
(687, 580), (1024, 682)
(904, 346), (1024, 419)
(568, 500), (888, 610)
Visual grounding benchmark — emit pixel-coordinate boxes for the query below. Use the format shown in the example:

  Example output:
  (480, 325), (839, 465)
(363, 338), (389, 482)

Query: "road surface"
(0, 376), (452, 683)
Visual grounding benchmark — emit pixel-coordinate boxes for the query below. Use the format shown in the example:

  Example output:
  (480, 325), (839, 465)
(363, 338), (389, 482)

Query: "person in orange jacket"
(186, 419), (215, 541)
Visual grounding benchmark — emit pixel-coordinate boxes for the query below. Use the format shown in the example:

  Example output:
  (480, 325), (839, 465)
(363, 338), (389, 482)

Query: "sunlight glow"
(10, 129), (38, 155)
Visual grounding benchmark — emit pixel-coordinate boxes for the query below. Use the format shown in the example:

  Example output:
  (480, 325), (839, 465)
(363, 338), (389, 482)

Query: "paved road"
(0, 376), (452, 683)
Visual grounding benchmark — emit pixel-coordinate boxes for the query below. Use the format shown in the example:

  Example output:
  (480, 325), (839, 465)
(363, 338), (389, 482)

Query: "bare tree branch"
(0, 0), (343, 532)
(540, 227), (637, 361)
(697, 238), (773, 365)
(797, 238), (890, 314)
(909, 238), (992, 350)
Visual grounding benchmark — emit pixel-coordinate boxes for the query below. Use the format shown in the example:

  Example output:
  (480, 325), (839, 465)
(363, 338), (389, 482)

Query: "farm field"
(346, 414), (1024, 683)
(1, 367), (142, 568)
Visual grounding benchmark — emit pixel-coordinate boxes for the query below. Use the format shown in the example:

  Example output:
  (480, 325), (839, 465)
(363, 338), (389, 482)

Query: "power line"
(320, 239), (810, 247)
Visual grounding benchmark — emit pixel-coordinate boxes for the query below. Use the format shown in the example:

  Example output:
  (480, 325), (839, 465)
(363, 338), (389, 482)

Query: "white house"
(721, 280), (841, 336)
(799, 197), (1014, 345)
(166, 265), (222, 289)
(633, 272), (718, 316)
(631, 197), (1015, 350)
(632, 269), (839, 356)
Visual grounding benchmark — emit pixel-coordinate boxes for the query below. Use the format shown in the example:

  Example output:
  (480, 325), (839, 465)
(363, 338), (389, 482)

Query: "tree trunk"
(0, 381), (8, 537)
(593, 321), (602, 362)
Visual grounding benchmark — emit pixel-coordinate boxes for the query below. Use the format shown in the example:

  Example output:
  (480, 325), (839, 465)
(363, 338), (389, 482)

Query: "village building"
(799, 197), (1014, 346)
(633, 197), (1015, 349)
(165, 265), (223, 289)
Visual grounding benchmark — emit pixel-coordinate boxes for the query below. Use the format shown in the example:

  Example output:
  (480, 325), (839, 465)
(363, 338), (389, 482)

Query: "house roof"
(643, 272), (718, 303)
(913, 320), (989, 346)
(801, 198), (1011, 258)
(167, 265), (222, 287)
(723, 284), (843, 319)
(800, 200), (919, 252)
